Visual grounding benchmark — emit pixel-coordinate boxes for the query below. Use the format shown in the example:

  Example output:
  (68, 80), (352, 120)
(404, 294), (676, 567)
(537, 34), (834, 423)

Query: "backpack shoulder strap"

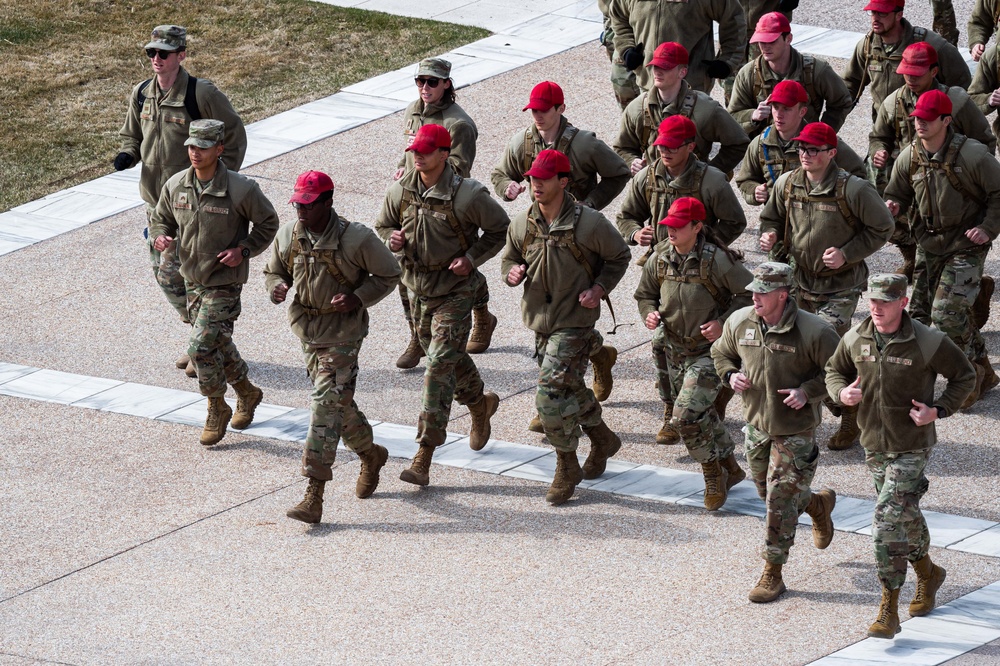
(835, 171), (860, 230)
(522, 126), (535, 175)
(185, 75), (201, 121)
(136, 78), (152, 109)
(556, 125), (580, 156)
(801, 55), (818, 107)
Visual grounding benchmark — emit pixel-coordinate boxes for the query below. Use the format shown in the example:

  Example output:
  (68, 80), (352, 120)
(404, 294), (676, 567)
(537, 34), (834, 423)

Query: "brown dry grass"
(0, 0), (488, 213)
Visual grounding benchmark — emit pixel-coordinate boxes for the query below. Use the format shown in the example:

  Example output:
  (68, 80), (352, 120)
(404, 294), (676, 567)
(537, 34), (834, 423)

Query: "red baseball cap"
(767, 80), (809, 106)
(751, 12), (791, 43)
(896, 41), (938, 75)
(659, 197), (706, 228)
(524, 149), (571, 180)
(863, 0), (904, 12)
(910, 89), (953, 119)
(523, 81), (565, 111)
(405, 124), (452, 154)
(652, 115), (697, 149)
(793, 122), (838, 147)
(648, 42), (689, 69)
(289, 170), (334, 205)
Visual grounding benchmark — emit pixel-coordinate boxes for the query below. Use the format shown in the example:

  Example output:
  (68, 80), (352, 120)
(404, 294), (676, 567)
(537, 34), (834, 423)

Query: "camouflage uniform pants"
(299, 340), (375, 481)
(535, 327), (603, 453)
(185, 282), (248, 398)
(610, 50), (641, 111)
(931, 0), (959, 46)
(865, 448), (932, 589)
(399, 271), (489, 326)
(147, 233), (189, 323)
(910, 246), (988, 362)
(650, 326), (678, 407)
(745, 424), (819, 564)
(796, 287), (860, 336)
(663, 347), (734, 463)
(411, 279), (484, 447)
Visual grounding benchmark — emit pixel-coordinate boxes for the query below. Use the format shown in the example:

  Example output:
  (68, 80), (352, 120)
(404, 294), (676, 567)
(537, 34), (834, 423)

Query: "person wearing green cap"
(825, 273), (975, 639)
(149, 119), (278, 449)
(712, 261), (841, 605)
(116, 24), (247, 377)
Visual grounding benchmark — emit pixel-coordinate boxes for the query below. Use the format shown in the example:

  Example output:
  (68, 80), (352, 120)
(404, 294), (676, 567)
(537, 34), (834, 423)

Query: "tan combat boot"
(468, 391), (499, 451)
(827, 405), (859, 451)
(720, 454), (746, 490)
(894, 242), (916, 282)
(286, 478), (325, 524)
(962, 363), (986, 410)
(972, 275), (994, 330)
(656, 404), (680, 445)
(582, 421), (622, 479)
(185, 360), (198, 378)
(701, 460), (729, 511)
(528, 414), (544, 433)
(868, 586), (902, 638)
(713, 385), (735, 421)
(231, 377), (263, 429)
(590, 344), (618, 402)
(175, 353), (190, 369)
(979, 356), (999, 395)
(400, 445), (434, 486)
(748, 562), (786, 603)
(909, 555), (946, 616)
(466, 307), (498, 354)
(200, 396), (233, 446)
(355, 444), (389, 499)
(546, 449), (584, 505)
(396, 324), (425, 369)
(805, 488), (837, 549)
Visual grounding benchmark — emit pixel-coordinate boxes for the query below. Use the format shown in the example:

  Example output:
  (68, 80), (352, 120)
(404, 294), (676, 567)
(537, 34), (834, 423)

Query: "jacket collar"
(855, 310), (917, 343)
(294, 210), (344, 250)
(401, 162), (458, 201)
(181, 158), (228, 196)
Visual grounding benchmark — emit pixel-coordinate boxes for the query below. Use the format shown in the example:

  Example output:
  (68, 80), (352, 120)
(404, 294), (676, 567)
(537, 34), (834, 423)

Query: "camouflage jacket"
(264, 212), (401, 347)
(376, 164), (509, 298)
(119, 67), (247, 211)
(826, 312), (976, 452)
(149, 160), (278, 287)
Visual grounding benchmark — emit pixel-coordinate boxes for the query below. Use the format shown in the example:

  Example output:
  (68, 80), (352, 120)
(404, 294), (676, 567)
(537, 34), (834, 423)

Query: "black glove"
(777, 0), (799, 11)
(702, 59), (732, 79)
(622, 43), (644, 71)
(113, 152), (135, 171)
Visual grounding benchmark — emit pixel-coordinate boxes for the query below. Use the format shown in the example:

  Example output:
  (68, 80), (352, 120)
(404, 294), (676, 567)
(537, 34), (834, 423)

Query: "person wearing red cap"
(844, 0), (971, 122)
(149, 120), (279, 448)
(265, 171), (402, 524)
(376, 124), (509, 487)
(884, 89), (1000, 409)
(759, 121), (894, 450)
(736, 80), (866, 207)
(608, 0), (746, 95)
(633, 197), (753, 510)
(869, 41), (994, 280)
(391, 58), (497, 372)
(501, 150), (631, 505)
(728, 12), (852, 139)
(968, 0), (1000, 62)
(614, 42), (749, 178)
(491, 81), (629, 214)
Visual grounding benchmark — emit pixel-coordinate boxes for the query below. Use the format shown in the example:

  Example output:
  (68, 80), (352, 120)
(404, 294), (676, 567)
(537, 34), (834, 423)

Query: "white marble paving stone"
(612, 465), (705, 503)
(799, 494), (874, 533)
(552, 0), (604, 22)
(905, 615), (1000, 645)
(678, 480), (767, 518)
(241, 132), (310, 168)
(505, 14), (602, 48)
(949, 523), (1000, 558)
(342, 66), (423, 102)
(0, 363), (40, 386)
(157, 396), (209, 428)
(372, 422), (421, 459)
(437, 438), (551, 475)
(934, 581), (1000, 629)
(239, 408), (311, 441)
(499, 450), (558, 482)
(0, 369), (123, 405)
(579, 459), (642, 489)
(434, 4), (544, 33)
(69, 170), (144, 202)
(814, 630), (984, 665)
(794, 30), (863, 60)
(293, 93), (408, 134)
(0, 210), (108, 243)
(229, 403), (297, 432)
(0, 237), (30, 256)
(72, 383), (203, 419)
(247, 110), (352, 145)
(451, 35), (571, 66)
(789, 24), (837, 48)
(11, 190), (141, 226)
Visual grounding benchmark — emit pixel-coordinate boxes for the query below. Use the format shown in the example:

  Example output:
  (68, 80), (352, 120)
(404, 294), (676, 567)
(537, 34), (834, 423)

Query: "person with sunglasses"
(391, 59), (496, 369)
(759, 122), (894, 451)
(843, 0), (970, 123)
(115, 25), (246, 378)
(265, 171), (401, 524)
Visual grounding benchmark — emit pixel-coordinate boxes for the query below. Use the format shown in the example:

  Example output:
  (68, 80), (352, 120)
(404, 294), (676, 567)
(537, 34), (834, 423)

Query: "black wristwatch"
(934, 406), (946, 419)
(724, 370), (736, 384)
(240, 246), (251, 258)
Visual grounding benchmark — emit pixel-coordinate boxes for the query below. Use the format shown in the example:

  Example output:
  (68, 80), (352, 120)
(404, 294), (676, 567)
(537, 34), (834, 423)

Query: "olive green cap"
(416, 58), (451, 79)
(867, 273), (908, 302)
(746, 262), (794, 293)
(184, 119), (225, 148)
(146, 25), (186, 51)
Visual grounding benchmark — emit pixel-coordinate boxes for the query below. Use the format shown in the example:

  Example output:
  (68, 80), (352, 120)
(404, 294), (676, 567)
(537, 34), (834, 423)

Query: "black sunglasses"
(415, 77), (441, 88)
(145, 48), (177, 59)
